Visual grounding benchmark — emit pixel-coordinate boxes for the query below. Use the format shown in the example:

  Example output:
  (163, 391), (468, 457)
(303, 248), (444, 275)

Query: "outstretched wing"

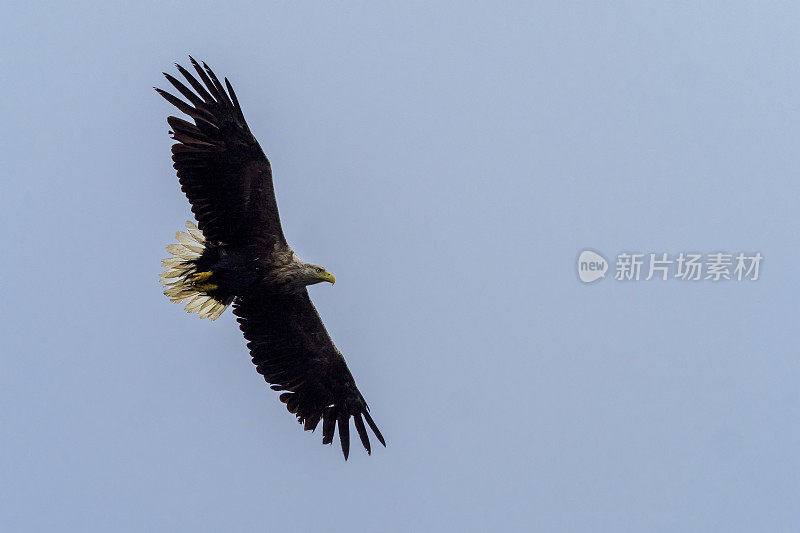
(234, 291), (385, 459)
(156, 57), (284, 246)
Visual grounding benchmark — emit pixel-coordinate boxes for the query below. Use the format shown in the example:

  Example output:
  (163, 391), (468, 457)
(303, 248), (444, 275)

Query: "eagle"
(156, 58), (385, 459)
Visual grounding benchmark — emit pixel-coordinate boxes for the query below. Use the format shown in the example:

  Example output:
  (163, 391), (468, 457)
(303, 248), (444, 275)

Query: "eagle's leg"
(188, 271), (218, 292)
(191, 271), (214, 282)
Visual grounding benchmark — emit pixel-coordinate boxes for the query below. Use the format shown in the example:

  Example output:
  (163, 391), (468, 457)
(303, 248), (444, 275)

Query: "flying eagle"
(156, 58), (384, 459)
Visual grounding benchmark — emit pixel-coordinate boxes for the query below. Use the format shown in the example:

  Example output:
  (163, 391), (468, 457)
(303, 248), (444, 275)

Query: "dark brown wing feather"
(156, 57), (285, 246)
(234, 291), (385, 459)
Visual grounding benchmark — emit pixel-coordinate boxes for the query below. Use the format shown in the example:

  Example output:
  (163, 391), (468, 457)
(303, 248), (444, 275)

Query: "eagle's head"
(301, 262), (336, 286)
(273, 256), (336, 292)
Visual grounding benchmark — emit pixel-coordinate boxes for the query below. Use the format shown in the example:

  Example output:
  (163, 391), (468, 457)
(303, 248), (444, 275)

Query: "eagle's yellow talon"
(191, 271), (213, 282)
(195, 283), (218, 292)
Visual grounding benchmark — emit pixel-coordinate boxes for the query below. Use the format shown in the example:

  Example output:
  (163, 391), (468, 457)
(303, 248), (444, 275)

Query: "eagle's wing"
(234, 291), (385, 459)
(156, 58), (284, 246)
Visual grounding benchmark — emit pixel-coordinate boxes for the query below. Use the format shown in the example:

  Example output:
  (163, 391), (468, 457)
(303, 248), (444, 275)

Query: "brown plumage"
(156, 57), (384, 459)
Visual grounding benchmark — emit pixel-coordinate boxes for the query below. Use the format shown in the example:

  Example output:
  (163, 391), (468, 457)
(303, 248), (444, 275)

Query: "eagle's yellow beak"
(320, 271), (336, 285)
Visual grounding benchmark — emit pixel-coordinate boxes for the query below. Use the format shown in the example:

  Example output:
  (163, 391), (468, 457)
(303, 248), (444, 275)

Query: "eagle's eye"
(316, 266), (324, 272)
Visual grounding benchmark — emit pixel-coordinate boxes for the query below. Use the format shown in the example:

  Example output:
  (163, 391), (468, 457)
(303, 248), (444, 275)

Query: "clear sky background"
(2, 2), (799, 531)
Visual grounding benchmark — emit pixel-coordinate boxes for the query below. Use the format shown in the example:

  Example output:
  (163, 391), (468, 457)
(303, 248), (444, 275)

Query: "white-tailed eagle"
(156, 58), (384, 459)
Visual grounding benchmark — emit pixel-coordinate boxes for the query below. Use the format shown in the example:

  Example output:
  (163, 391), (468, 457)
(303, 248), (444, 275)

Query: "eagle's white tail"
(160, 221), (230, 321)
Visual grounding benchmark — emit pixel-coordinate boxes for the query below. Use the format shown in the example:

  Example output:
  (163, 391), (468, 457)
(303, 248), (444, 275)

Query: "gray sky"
(3, 2), (799, 531)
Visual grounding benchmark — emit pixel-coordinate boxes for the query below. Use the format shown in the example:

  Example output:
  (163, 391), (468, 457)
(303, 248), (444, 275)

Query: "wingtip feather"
(338, 416), (350, 460)
(363, 412), (386, 447)
(353, 413), (371, 455)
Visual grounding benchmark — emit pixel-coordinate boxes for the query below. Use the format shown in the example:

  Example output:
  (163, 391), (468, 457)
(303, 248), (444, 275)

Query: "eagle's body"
(184, 239), (328, 298)
(157, 58), (384, 459)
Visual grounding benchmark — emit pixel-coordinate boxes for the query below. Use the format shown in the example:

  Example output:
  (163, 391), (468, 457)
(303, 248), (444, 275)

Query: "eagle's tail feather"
(160, 221), (231, 321)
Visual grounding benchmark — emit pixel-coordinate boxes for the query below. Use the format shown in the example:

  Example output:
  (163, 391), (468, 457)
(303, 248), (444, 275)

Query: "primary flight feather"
(156, 57), (384, 459)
